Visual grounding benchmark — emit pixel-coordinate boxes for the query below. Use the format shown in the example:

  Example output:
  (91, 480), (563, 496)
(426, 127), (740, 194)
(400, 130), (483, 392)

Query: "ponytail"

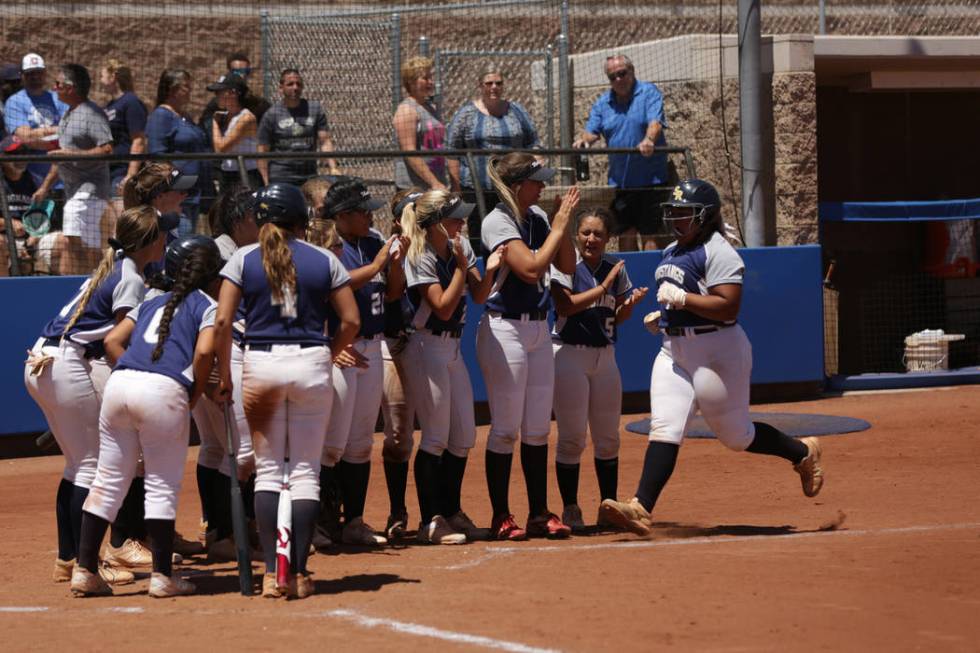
(487, 155), (524, 223)
(258, 222), (298, 318)
(400, 203), (427, 267)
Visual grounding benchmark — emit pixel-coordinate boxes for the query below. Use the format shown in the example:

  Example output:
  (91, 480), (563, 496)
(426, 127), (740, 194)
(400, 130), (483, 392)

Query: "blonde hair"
(486, 152), (536, 223)
(401, 56), (433, 94)
(62, 206), (160, 337)
(479, 67), (503, 86)
(123, 162), (175, 209)
(105, 59), (135, 93)
(306, 217), (341, 250)
(300, 177), (331, 212)
(401, 189), (453, 267)
(258, 222), (297, 308)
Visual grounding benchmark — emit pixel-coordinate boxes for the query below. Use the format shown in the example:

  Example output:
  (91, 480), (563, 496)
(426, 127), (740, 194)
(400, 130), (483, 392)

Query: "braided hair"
(151, 244), (222, 362)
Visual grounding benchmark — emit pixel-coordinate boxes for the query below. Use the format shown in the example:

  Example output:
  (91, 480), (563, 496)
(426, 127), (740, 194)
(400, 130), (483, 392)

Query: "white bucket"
(902, 330), (965, 372)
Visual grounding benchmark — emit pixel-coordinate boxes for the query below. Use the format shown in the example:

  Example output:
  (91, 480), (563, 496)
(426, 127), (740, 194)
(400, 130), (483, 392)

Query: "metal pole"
(433, 50), (443, 115)
(545, 44), (554, 149)
(260, 10), (272, 101)
(560, 0), (570, 47)
(419, 35), (430, 57)
(818, 0), (826, 34)
(236, 155), (251, 188)
(557, 33), (572, 185)
(390, 13), (402, 117)
(0, 181), (20, 276)
(738, 0), (765, 247)
(466, 151), (488, 221)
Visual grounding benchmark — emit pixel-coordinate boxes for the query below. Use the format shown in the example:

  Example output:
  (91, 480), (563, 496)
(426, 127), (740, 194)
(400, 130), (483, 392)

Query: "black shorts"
(610, 187), (670, 236)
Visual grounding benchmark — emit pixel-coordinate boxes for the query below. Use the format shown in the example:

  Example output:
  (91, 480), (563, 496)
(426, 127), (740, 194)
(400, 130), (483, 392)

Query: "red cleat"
(526, 512), (572, 539)
(490, 514), (527, 541)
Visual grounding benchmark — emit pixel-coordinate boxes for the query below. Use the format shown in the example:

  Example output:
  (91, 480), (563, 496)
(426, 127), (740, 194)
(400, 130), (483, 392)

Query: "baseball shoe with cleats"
(526, 512), (572, 539)
(490, 514), (527, 541)
(447, 511), (490, 541)
(103, 538), (152, 568)
(341, 517), (387, 546)
(561, 505), (587, 534)
(99, 561), (135, 585)
(599, 498), (653, 536)
(288, 573), (314, 600)
(70, 566), (112, 597)
(174, 530), (205, 556)
(261, 573), (282, 599)
(149, 572), (195, 598)
(311, 524), (332, 551)
(385, 510), (408, 540)
(416, 515), (467, 545)
(595, 505), (623, 531)
(53, 558), (74, 582)
(794, 437), (824, 497)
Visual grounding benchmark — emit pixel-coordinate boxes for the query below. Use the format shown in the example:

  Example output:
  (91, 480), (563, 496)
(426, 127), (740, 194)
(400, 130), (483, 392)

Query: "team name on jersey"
(656, 264), (686, 285)
(592, 294), (617, 311)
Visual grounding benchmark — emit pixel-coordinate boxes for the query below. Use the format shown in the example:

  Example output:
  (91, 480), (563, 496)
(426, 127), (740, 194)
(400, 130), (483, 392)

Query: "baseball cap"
(501, 158), (556, 185)
(21, 53), (45, 72)
(419, 194), (474, 229)
(206, 73), (247, 95)
(0, 63), (21, 81)
(323, 178), (385, 218)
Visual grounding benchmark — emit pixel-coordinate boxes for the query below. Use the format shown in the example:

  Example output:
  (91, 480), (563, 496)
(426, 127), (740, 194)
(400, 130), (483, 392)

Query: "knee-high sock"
(210, 472), (233, 541)
(145, 518), (175, 577)
(56, 479), (75, 561)
(413, 450), (441, 524)
(77, 511), (109, 574)
(196, 464), (217, 524)
(338, 460), (370, 522)
(318, 465), (342, 536)
(746, 422), (808, 463)
(254, 491), (279, 574)
(383, 460), (409, 516)
(595, 457), (619, 502)
(485, 451), (512, 518)
(242, 474), (256, 520)
(70, 483), (89, 558)
(520, 443), (549, 517)
(440, 452), (467, 517)
(289, 500), (318, 575)
(110, 477), (143, 547)
(555, 462), (580, 508)
(634, 442), (680, 513)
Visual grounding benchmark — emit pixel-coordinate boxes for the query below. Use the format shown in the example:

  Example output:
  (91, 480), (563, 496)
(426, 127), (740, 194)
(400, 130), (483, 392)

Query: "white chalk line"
(0, 607), (48, 613)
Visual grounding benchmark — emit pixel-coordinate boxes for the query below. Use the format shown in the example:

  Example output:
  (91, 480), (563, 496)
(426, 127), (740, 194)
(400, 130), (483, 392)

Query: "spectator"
(393, 56), (446, 191)
(207, 73), (261, 192)
(0, 62), (24, 134)
(146, 69), (209, 236)
(4, 53), (68, 188)
(300, 175), (333, 219)
(256, 68), (338, 187)
(574, 54), (671, 251)
(32, 64), (113, 275)
(200, 51), (270, 132)
(446, 66), (540, 245)
(100, 59), (147, 195)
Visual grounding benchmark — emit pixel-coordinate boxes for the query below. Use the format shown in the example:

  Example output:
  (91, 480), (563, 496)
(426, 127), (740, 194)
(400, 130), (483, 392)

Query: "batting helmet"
(164, 234), (221, 283)
(661, 178), (722, 236)
(253, 183), (308, 227)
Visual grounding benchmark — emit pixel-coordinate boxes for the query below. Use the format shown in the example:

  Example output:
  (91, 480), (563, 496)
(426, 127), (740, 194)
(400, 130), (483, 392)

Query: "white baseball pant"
(403, 331), (476, 458)
(380, 337), (415, 464)
(244, 345), (332, 502)
(552, 343), (622, 464)
(24, 338), (102, 488)
(83, 369), (190, 521)
(649, 325), (755, 451)
(192, 344), (255, 475)
(321, 337), (384, 467)
(476, 314), (554, 455)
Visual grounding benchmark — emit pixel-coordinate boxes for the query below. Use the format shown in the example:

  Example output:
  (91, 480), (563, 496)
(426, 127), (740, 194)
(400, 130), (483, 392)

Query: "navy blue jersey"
(551, 254), (632, 346)
(328, 233), (387, 338)
(404, 239), (477, 332)
(116, 289), (216, 391)
(39, 257), (146, 357)
(221, 239), (351, 345)
(481, 203), (552, 315)
(655, 231), (744, 329)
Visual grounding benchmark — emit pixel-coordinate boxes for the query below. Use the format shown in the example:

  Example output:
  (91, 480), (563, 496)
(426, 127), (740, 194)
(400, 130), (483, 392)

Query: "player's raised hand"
(486, 243), (507, 274)
(601, 259), (625, 291)
(625, 286), (649, 306)
(374, 235), (397, 268)
(551, 186), (580, 231)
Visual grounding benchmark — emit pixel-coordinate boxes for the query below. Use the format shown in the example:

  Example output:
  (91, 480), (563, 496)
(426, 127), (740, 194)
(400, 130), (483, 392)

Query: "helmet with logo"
(253, 183), (308, 227)
(163, 235), (222, 289)
(661, 178), (722, 236)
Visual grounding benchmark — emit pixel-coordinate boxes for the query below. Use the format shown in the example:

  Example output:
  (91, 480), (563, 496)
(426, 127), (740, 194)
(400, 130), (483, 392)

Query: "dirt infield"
(1, 386), (979, 652)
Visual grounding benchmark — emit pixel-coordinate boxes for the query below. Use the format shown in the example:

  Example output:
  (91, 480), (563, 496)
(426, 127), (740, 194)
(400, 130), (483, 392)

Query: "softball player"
(599, 179), (825, 536)
(25, 205), (164, 588)
(401, 190), (504, 544)
(551, 207), (648, 533)
(476, 153), (578, 540)
(214, 183), (359, 599)
(69, 234), (219, 598)
(320, 177), (407, 547)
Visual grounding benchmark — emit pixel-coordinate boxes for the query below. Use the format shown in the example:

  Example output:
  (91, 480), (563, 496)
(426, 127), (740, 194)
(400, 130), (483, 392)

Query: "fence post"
(560, 0), (570, 47)
(390, 13), (403, 118)
(433, 49), (443, 115)
(236, 155), (251, 188)
(557, 33), (573, 185)
(545, 44), (554, 149)
(419, 35), (430, 57)
(818, 0), (826, 34)
(260, 10), (272, 101)
(0, 181), (20, 276)
(465, 151), (488, 222)
(738, 0), (765, 247)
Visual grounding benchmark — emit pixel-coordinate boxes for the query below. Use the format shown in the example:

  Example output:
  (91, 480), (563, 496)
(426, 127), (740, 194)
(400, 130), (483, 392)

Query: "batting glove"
(656, 283), (687, 308)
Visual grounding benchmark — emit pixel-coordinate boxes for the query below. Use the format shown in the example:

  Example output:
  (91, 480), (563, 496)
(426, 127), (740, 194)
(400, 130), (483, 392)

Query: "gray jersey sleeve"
(405, 249), (439, 288)
(125, 304), (141, 323)
(200, 301), (217, 331)
(616, 264), (633, 296)
(220, 245), (251, 287)
(111, 269), (146, 313)
(461, 237), (478, 269)
(550, 263), (573, 290)
(480, 208), (522, 252)
(326, 249), (352, 290)
(704, 232), (745, 286)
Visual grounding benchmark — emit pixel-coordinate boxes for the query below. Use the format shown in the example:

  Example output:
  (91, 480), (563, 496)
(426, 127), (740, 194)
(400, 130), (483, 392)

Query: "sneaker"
(149, 572), (195, 598)
(341, 517), (387, 546)
(490, 514), (527, 541)
(174, 531), (205, 556)
(416, 515), (467, 545)
(385, 511), (408, 540)
(172, 552), (183, 565)
(53, 558), (74, 582)
(598, 498), (653, 536)
(595, 505), (623, 531)
(446, 511), (491, 541)
(794, 437), (824, 497)
(288, 573), (314, 600)
(99, 561), (135, 585)
(526, 512), (572, 539)
(104, 538), (152, 568)
(561, 505), (587, 534)
(261, 573), (282, 599)
(311, 524), (332, 551)
(70, 566), (112, 597)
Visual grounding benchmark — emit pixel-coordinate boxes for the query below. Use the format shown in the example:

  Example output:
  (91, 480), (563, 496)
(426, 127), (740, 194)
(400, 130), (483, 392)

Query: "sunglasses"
(483, 80), (503, 87)
(607, 69), (630, 82)
(53, 79), (73, 89)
